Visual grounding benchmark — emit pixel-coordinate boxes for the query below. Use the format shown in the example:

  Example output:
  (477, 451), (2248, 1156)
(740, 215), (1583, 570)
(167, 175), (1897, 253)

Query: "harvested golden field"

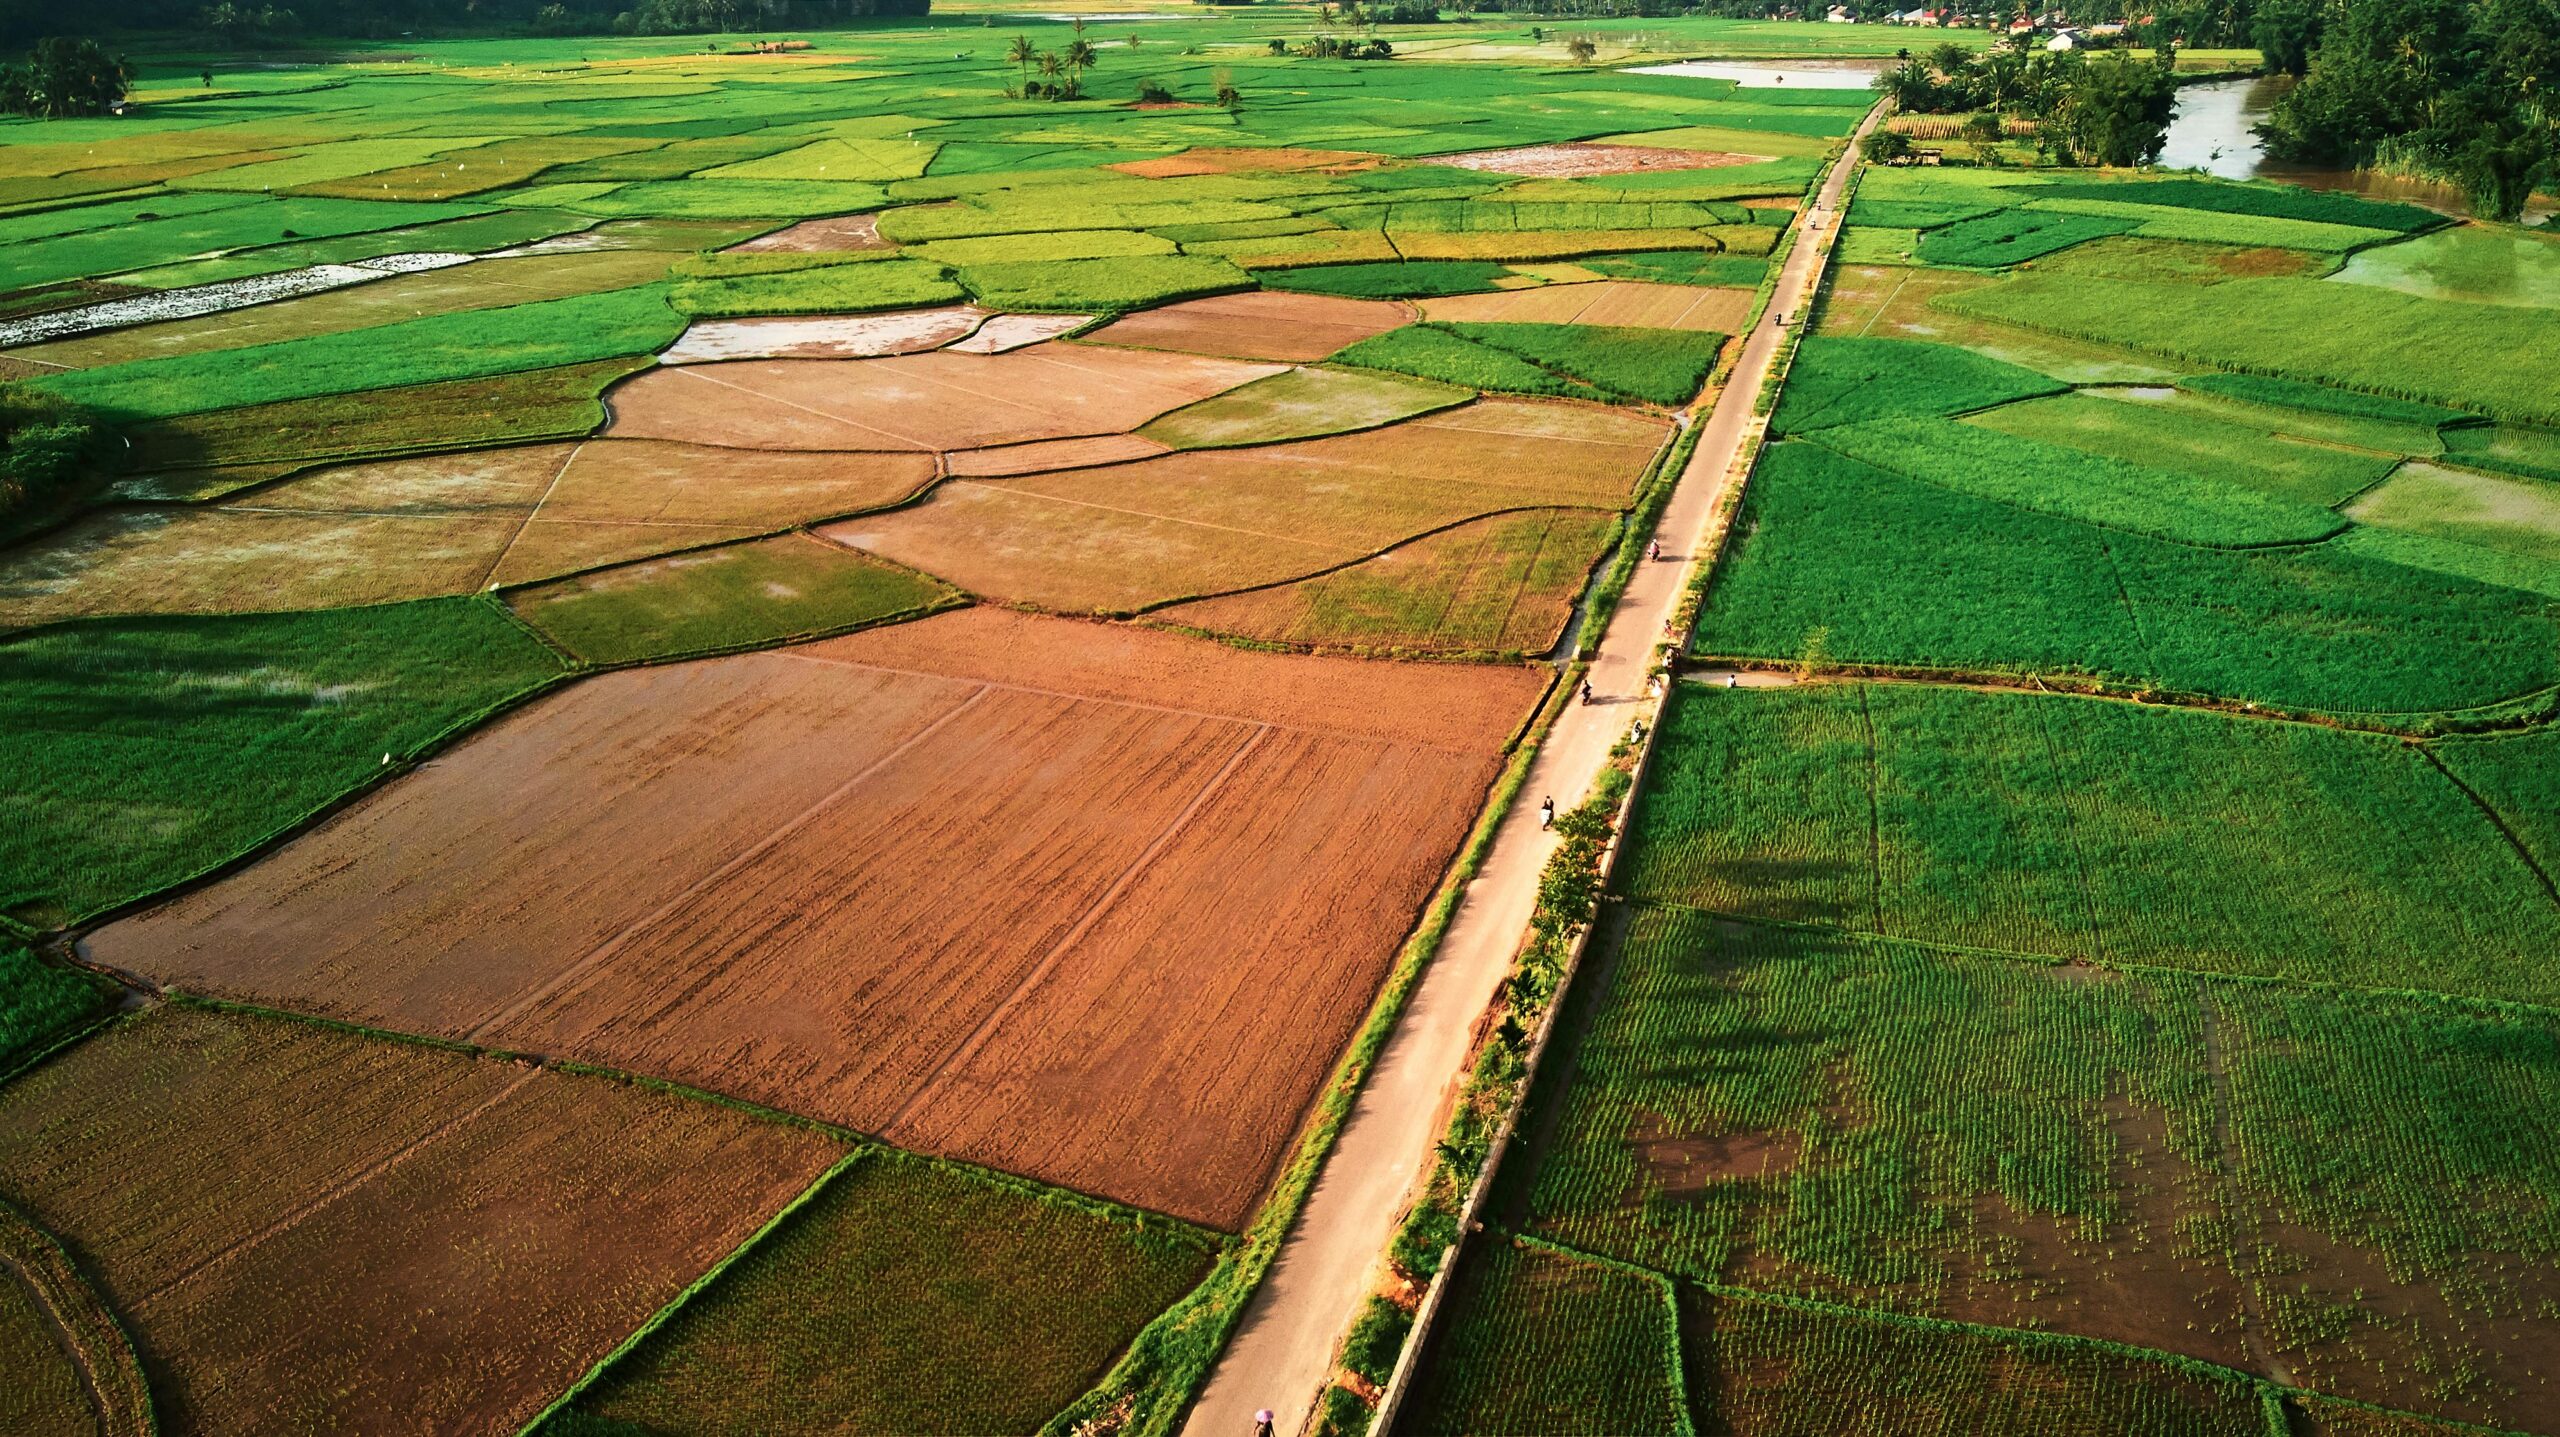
(602, 343), (1281, 451)
(1160, 507), (1618, 656)
(86, 612), (1543, 1226)
(0, 440), (934, 623)
(0, 1005), (841, 1436)
(822, 399), (1668, 612)
(1082, 291), (1414, 363)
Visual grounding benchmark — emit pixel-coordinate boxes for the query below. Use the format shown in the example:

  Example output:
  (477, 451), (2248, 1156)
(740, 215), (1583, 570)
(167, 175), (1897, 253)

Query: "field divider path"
(476, 439), (584, 592)
(130, 1065), (542, 1312)
(461, 684), (992, 1042)
(0, 1200), (151, 1437)
(665, 366), (935, 449)
(885, 723), (1274, 1131)
(1177, 104), (1884, 1437)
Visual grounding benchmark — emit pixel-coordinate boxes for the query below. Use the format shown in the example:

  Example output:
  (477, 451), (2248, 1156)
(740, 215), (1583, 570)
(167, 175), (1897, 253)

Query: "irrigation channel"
(1178, 102), (1885, 1437)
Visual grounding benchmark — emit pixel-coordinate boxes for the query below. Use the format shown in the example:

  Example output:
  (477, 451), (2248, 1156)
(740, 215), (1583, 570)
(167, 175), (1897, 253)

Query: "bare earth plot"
(0, 1004), (842, 1437)
(1081, 291), (1414, 364)
(603, 342), (1281, 451)
(0, 439), (935, 624)
(824, 398), (1668, 612)
(86, 610), (1546, 1228)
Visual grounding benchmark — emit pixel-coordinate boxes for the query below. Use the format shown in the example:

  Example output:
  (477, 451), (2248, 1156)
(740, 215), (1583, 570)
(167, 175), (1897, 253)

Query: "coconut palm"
(1036, 48), (1063, 99)
(1064, 32), (1099, 98)
(1006, 33), (1035, 95)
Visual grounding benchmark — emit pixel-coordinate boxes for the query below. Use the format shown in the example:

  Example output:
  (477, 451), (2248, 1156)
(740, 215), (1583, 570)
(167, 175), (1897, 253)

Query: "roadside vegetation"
(1402, 89), (2560, 1437)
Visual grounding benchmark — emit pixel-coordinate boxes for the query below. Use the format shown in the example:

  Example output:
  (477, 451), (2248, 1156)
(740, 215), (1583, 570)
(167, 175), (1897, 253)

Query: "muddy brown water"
(2162, 76), (2558, 224)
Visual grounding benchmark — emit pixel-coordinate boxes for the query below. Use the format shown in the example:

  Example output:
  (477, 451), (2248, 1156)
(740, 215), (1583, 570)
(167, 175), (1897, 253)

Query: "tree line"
(0, 0), (924, 46)
(1874, 39), (2179, 168)
(2257, 0), (2557, 219)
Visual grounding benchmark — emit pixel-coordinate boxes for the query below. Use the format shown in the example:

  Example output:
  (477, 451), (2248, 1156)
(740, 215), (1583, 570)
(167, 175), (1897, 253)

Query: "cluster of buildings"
(1803, 5), (2136, 49)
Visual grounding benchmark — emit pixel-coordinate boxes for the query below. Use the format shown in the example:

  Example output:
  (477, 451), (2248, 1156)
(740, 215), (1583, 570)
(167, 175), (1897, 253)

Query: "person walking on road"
(1580, 678), (1595, 706)
(1539, 796), (1555, 830)
(1254, 1410), (1275, 1437)
(1648, 538), (1662, 561)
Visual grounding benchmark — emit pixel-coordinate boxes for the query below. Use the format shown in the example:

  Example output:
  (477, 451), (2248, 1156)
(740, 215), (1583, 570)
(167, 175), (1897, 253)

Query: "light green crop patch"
(33, 284), (686, 422)
(916, 229), (1177, 266)
(168, 137), (501, 193)
(672, 259), (963, 317)
(701, 137), (942, 184)
(506, 536), (960, 667)
(956, 254), (1248, 313)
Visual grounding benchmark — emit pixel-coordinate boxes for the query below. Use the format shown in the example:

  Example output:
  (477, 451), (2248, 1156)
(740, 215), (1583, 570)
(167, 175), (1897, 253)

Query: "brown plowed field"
(886, 723), (1504, 1225)
(822, 399), (1667, 611)
(1419, 280), (1749, 332)
(0, 440), (934, 623)
(93, 655), (982, 1032)
(804, 607), (1541, 748)
(1082, 291), (1412, 363)
(944, 432), (1169, 477)
(602, 344), (1281, 451)
(0, 1005), (841, 1436)
(88, 611), (1543, 1226)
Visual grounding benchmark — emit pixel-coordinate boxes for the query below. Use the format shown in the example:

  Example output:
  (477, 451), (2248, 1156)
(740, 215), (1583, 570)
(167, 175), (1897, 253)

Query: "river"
(2160, 74), (2554, 222)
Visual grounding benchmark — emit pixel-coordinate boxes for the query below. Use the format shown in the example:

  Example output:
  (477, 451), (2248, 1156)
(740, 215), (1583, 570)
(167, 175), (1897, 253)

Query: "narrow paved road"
(1178, 106), (1880, 1437)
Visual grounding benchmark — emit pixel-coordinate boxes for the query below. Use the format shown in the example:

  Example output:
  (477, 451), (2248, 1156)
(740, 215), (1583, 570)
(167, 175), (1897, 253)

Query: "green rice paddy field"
(0, 15), (1880, 1436)
(1407, 155), (2560, 1435)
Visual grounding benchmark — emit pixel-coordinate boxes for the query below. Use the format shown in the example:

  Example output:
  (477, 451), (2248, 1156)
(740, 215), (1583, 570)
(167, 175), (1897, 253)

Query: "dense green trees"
(1875, 41), (2177, 168)
(0, 36), (131, 116)
(2053, 50), (2179, 165)
(0, 385), (111, 537)
(2261, 0), (2559, 220)
(1, 0), (927, 45)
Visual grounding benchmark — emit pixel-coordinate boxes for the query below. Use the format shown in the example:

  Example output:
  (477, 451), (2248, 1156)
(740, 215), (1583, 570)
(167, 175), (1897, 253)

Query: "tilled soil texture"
(822, 398), (1668, 612)
(602, 343), (1282, 452)
(1439, 142), (1767, 178)
(1082, 291), (1414, 364)
(0, 440), (935, 624)
(1419, 280), (1752, 333)
(0, 1005), (842, 1437)
(89, 611), (1547, 1228)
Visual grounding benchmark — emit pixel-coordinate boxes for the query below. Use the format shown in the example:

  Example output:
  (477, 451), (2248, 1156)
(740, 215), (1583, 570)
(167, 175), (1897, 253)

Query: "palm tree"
(1007, 33), (1035, 95)
(1064, 30), (1099, 99)
(1036, 49), (1063, 99)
